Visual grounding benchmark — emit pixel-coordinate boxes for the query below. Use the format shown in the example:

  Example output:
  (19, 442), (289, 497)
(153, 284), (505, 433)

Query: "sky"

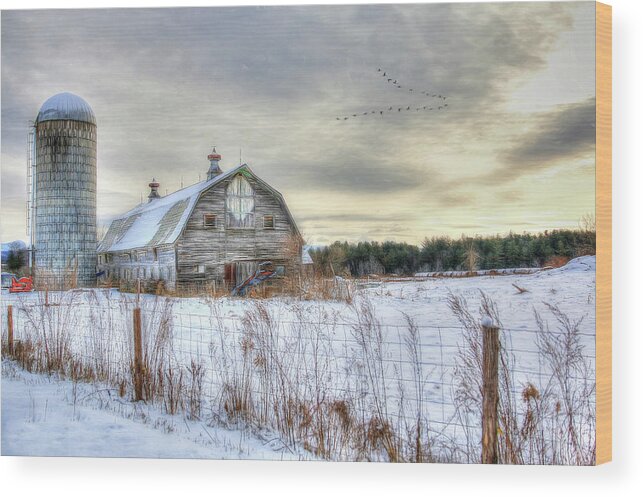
(1, 1), (596, 246)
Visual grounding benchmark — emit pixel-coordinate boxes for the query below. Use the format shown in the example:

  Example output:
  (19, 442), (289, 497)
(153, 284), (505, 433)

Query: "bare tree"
(464, 242), (479, 272)
(579, 213), (596, 232)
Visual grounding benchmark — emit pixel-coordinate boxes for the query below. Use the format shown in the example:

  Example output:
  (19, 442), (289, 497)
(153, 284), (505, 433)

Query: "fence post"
(481, 316), (500, 464)
(7, 305), (14, 356)
(132, 307), (144, 401)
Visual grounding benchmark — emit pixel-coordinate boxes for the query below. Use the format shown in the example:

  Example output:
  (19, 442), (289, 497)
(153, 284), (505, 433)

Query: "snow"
(1, 361), (311, 460)
(301, 245), (314, 265)
(547, 254), (596, 274)
(1, 256), (596, 460)
(480, 315), (495, 328)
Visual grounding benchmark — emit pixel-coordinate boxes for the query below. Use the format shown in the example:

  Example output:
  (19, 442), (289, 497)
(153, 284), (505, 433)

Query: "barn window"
(196, 264), (205, 274)
(263, 215), (275, 229)
(152, 248), (158, 261)
(203, 213), (217, 227)
(226, 174), (255, 228)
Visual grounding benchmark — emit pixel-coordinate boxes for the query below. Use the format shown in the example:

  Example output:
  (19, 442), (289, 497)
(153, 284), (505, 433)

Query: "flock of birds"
(335, 68), (449, 121)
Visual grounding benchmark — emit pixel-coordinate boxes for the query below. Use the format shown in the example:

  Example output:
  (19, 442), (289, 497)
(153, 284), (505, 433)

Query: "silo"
(33, 92), (97, 288)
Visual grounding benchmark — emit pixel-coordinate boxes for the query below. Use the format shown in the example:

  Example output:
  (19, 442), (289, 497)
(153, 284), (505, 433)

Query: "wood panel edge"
(595, 0), (612, 466)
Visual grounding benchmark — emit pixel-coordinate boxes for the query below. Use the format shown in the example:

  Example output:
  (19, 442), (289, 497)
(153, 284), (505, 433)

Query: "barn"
(97, 149), (302, 293)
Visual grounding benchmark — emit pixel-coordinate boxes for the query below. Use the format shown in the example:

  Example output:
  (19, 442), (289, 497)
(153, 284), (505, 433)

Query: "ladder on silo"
(26, 124), (36, 269)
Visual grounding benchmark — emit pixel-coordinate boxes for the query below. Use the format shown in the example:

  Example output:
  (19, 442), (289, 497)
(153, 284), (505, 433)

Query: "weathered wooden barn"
(97, 150), (302, 292)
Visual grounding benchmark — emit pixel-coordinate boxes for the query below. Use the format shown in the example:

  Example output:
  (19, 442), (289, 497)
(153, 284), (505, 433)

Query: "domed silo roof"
(36, 92), (96, 125)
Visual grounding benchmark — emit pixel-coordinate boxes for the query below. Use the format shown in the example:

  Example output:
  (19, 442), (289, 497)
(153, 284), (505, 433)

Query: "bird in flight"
(335, 67), (450, 121)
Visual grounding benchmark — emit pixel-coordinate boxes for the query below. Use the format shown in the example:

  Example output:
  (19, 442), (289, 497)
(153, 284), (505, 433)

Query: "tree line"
(310, 229), (596, 277)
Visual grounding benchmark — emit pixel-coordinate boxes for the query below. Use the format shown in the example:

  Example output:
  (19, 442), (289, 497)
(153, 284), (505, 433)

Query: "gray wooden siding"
(98, 172), (301, 293)
(97, 244), (176, 291)
(176, 174), (301, 288)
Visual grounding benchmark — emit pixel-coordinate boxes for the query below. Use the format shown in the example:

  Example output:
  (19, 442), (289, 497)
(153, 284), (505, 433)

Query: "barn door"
(224, 263), (237, 290)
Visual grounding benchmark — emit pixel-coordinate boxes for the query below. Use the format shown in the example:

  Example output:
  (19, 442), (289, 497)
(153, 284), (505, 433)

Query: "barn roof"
(98, 164), (299, 253)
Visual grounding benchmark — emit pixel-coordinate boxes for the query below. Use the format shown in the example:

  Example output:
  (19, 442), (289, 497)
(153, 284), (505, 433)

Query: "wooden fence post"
(481, 316), (500, 464)
(132, 307), (144, 401)
(7, 305), (14, 356)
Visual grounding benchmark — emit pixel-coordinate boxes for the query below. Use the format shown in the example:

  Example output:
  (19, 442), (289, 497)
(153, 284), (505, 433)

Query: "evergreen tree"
(310, 228), (595, 276)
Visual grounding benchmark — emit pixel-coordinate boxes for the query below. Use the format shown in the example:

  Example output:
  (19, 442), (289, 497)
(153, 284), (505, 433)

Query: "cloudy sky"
(1, 1), (596, 246)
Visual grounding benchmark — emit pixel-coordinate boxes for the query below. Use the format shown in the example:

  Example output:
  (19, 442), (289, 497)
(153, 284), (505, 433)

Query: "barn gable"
(98, 164), (299, 254)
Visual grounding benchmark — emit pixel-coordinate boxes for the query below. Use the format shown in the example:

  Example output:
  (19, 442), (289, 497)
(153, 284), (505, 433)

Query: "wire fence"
(1, 292), (597, 463)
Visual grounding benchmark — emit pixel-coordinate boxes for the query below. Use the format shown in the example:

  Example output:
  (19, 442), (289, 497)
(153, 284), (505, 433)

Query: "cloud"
(1, 3), (594, 243)
(483, 97), (596, 184)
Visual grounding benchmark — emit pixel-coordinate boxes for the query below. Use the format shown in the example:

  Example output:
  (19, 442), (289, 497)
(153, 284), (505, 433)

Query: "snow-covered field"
(1, 360), (311, 460)
(1, 256), (596, 462)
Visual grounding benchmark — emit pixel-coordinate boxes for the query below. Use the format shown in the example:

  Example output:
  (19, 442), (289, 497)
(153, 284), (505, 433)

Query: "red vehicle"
(9, 276), (34, 293)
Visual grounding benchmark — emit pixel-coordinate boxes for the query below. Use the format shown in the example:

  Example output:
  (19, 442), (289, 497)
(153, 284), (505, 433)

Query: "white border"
(1, 0), (641, 495)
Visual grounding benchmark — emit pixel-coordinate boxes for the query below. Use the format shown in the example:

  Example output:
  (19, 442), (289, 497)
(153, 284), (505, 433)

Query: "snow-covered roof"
(98, 164), (299, 253)
(36, 92), (96, 125)
(301, 245), (314, 265)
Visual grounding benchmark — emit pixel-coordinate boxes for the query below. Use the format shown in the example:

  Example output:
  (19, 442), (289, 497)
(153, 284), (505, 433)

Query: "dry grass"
(448, 291), (596, 465)
(199, 297), (441, 462)
(2, 290), (204, 421)
(2, 287), (595, 464)
(533, 304), (596, 465)
(544, 255), (571, 269)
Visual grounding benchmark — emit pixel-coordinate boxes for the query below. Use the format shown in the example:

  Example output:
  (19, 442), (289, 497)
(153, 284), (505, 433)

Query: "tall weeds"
(2, 287), (595, 464)
(201, 296), (442, 461)
(448, 292), (595, 465)
(533, 304), (596, 465)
